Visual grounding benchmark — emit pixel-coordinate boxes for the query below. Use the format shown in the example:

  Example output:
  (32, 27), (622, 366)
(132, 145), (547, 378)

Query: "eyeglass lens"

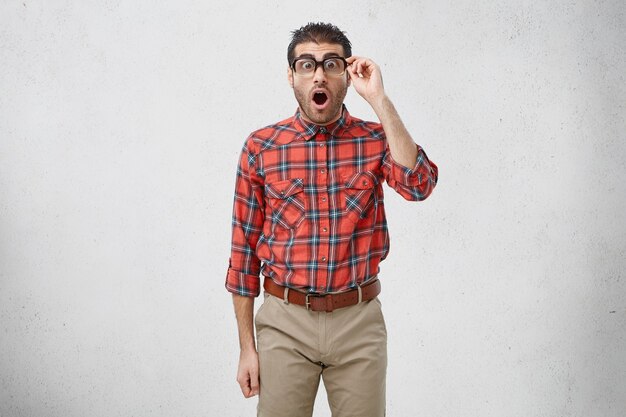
(293, 58), (346, 75)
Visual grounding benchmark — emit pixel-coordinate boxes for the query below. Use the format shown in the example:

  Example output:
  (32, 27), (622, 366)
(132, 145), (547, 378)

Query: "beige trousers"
(255, 291), (387, 417)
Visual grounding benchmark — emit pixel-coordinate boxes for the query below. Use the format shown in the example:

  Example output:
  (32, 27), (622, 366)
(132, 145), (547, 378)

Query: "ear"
(287, 67), (294, 88)
(346, 70), (351, 87)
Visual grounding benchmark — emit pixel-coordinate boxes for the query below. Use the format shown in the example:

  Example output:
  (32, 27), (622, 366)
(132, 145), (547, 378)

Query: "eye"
(325, 58), (345, 74)
(299, 60), (315, 71)
(325, 59), (338, 70)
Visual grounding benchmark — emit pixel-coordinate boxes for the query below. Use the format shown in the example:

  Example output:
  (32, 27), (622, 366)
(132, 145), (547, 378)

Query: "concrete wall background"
(1, 1), (625, 416)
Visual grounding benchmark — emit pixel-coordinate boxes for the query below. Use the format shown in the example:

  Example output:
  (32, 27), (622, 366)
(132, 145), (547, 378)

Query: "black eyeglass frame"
(290, 56), (349, 76)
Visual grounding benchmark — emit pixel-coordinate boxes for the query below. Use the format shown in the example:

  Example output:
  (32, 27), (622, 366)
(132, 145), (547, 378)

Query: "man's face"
(288, 42), (350, 126)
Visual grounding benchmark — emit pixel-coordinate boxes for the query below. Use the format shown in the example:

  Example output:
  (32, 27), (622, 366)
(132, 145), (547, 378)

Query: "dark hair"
(287, 22), (352, 65)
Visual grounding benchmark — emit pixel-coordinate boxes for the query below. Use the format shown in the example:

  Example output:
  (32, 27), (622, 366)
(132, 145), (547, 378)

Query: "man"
(226, 22), (438, 417)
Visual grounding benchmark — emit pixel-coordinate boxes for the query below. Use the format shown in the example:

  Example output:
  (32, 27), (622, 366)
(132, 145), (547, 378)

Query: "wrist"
(240, 344), (257, 355)
(369, 94), (390, 118)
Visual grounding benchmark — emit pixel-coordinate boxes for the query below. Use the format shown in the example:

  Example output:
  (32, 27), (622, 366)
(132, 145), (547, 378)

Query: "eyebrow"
(294, 52), (343, 60)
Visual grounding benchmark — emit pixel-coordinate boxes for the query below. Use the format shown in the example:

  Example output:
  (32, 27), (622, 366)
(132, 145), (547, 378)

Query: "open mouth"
(313, 91), (328, 106)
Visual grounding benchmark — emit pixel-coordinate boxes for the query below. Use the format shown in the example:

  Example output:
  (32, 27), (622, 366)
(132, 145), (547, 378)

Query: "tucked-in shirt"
(226, 106), (438, 297)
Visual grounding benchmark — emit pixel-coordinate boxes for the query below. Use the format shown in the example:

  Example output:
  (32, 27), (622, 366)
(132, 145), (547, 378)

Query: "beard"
(293, 82), (348, 125)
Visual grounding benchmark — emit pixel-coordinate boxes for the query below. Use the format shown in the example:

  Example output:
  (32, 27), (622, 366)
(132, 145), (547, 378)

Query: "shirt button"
(321, 256), (327, 262)
(320, 127), (327, 133)
(320, 169), (326, 174)
(362, 180), (368, 186)
(321, 197), (327, 202)
(322, 227), (328, 232)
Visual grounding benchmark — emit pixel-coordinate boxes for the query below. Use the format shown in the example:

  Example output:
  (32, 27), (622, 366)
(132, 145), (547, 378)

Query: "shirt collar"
(292, 105), (352, 141)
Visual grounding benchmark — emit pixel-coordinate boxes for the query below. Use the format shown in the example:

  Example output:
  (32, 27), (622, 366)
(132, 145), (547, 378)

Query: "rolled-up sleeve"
(382, 142), (438, 201)
(225, 138), (265, 297)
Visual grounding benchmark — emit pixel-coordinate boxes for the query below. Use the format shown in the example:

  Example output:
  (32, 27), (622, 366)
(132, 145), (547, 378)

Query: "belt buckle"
(305, 293), (315, 310)
(305, 292), (333, 312)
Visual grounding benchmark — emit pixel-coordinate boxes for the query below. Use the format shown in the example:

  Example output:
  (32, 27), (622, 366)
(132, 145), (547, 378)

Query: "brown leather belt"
(263, 277), (381, 312)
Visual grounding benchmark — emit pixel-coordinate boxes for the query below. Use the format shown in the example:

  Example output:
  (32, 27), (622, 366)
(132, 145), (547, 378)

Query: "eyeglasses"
(291, 56), (348, 77)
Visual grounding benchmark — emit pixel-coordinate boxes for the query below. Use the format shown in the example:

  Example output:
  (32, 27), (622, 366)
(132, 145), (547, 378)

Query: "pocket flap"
(343, 171), (377, 190)
(265, 178), (304, 199)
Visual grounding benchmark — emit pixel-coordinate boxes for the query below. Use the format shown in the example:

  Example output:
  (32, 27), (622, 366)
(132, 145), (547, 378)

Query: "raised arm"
(347, 56), (438, 200)
(346, 56), (417, 168)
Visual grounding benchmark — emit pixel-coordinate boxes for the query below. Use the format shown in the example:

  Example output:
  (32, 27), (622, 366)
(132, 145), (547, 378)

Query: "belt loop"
(357, 284), (363, 304)
(283, 287), (290, 304)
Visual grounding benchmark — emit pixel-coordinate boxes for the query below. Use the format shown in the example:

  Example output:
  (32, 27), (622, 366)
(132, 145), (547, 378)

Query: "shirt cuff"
(225, 267), (261, 297)
(387, 143), (429, 187)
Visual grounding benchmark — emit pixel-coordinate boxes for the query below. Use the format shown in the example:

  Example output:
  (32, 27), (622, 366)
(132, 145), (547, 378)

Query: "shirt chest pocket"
(342, 171), (378, 223)
(265, 178), (306, 229)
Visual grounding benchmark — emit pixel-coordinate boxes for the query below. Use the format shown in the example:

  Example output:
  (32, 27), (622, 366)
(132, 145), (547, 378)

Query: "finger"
(352, 61), (363, 77)
(250, 369), (260, 396)
(347, 57), (363, 70)
(346, 63), (360, 80)
(240, 380), (252, 398)
(348, 67), (362, 81)
(347, 62), (358, 77)
(356, 60), (370, 77)
(358, 60), (374, 76)
(348, 60), (364, 78)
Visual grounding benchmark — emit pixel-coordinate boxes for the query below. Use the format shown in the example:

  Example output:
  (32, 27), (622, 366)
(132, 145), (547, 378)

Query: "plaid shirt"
(226, 106), (438, 297)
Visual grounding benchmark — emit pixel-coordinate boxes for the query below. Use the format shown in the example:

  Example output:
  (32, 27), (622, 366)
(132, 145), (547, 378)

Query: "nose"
(312, 64), (327, 84)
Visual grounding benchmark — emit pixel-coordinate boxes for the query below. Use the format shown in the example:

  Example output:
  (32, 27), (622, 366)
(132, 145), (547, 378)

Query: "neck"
(299, 107), (343, 126)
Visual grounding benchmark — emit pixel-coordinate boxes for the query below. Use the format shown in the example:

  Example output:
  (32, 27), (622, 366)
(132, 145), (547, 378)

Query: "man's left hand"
(346, 56), (385, 105)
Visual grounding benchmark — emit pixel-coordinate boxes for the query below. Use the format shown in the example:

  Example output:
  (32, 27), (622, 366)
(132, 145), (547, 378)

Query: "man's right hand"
(236, 348), (260, 398)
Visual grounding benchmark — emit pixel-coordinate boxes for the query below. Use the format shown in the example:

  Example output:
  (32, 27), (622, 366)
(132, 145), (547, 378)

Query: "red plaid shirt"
(226, 106), (438, 297)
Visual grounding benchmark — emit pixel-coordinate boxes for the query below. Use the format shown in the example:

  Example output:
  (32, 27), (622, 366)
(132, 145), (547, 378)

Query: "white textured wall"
(1, 1), (625, 416)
